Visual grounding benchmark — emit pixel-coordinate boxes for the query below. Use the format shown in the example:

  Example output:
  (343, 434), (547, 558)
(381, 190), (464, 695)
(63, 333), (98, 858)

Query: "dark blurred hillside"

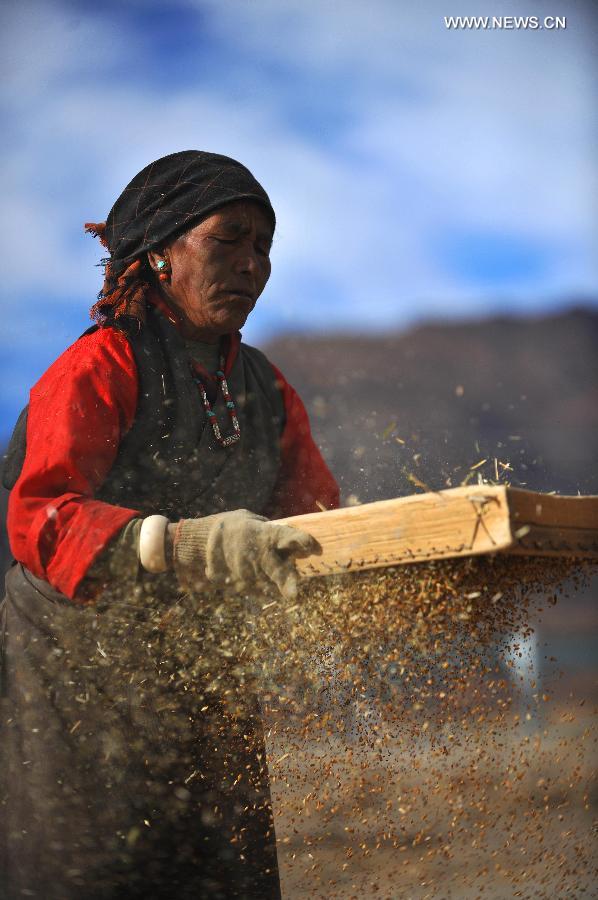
(263, 306), (598, 503)
(1, 307), (597, 580)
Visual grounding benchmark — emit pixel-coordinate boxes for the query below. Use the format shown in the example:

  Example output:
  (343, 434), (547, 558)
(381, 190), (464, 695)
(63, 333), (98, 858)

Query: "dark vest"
(2, 305), (285, 519)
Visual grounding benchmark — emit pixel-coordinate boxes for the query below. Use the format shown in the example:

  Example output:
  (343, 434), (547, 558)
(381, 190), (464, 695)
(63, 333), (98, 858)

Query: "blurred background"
(1, 2), (597, 894)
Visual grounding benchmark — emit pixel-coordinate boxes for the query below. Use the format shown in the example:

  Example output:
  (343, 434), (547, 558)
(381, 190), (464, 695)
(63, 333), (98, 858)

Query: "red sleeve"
(7, 327), (141, 602)
(263, 363), (340, 519)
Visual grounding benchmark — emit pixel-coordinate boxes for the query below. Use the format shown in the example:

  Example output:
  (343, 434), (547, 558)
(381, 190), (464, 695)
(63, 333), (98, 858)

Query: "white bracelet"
(139, 515), (170, 573)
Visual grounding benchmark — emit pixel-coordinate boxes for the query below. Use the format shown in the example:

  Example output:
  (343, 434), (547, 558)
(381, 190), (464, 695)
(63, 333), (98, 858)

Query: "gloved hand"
(171, 509), (320, 600)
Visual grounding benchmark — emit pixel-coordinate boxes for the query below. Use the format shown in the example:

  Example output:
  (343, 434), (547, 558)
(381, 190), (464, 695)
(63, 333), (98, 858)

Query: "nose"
(234, 247), (260, 277)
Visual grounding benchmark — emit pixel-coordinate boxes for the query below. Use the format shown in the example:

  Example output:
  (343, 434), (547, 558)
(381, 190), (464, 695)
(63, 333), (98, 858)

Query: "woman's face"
(149, 200), (273, 342)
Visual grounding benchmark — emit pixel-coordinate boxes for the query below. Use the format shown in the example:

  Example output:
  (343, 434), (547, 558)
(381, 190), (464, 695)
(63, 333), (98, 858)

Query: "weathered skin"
(147, 200), (273, 342)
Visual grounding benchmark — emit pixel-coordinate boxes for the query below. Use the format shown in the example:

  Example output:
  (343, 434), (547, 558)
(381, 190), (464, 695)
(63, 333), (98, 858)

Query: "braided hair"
(85, 222), (152, 324)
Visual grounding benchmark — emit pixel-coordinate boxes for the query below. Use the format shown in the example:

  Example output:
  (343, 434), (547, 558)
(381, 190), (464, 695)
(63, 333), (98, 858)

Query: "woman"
(0, 151), (340, 899)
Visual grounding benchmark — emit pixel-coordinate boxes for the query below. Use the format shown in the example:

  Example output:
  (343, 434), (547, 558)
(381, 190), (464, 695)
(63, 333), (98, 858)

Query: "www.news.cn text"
(444, 15), (566, 30)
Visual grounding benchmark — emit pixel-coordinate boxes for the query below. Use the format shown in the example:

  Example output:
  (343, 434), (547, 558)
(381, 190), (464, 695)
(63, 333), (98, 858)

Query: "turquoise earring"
(156, 259), (170, 282)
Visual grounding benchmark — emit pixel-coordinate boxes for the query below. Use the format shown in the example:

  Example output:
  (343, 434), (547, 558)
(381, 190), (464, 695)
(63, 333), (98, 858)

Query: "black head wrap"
(86, 150), (275, 322)
(107, 150), (275, 265)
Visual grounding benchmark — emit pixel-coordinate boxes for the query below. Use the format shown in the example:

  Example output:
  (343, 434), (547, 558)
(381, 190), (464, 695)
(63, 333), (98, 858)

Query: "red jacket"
(7, 323), (340, 601)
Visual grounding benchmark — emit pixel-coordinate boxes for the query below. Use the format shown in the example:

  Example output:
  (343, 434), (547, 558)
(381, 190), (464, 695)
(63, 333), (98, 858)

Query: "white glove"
(171, 509), (320, 600)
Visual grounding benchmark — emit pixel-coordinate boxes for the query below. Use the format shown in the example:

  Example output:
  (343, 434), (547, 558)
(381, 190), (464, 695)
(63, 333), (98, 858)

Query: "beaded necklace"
(191, 356), (241, 448)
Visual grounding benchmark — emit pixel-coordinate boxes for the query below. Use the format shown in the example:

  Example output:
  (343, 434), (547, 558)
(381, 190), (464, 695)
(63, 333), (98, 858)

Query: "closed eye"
(211, 234), (270, 258)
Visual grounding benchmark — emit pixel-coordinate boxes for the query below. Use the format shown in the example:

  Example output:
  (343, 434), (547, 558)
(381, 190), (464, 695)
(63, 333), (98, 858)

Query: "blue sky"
(1, 0), (597, 437)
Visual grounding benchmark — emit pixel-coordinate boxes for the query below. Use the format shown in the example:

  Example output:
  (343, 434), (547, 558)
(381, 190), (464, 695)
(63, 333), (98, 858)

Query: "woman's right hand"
(170, 509), (320, 601)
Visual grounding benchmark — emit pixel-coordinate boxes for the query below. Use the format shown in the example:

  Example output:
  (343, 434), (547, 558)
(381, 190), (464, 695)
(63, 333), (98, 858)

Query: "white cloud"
(0, 0), (126, 103)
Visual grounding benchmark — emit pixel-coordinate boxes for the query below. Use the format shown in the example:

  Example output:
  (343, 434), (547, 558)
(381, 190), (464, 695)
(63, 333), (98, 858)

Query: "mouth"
(227, 291), (254, 304)
(225, 287), (255, 303)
